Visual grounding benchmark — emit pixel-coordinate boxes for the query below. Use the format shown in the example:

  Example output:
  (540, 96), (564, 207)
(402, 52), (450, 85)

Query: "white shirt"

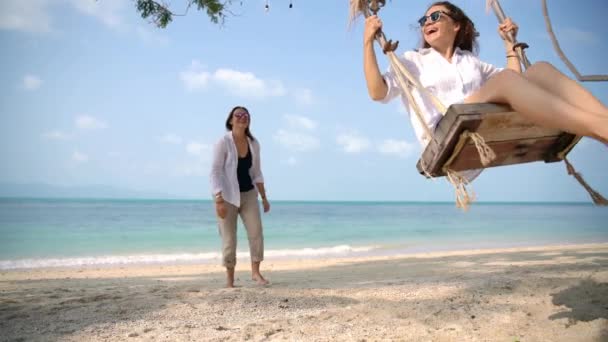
(381, 47), (502, 147)
(209, 132), (264, 208)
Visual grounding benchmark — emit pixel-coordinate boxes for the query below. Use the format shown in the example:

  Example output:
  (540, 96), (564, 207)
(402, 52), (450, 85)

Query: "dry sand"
(1, 243), (607, 341)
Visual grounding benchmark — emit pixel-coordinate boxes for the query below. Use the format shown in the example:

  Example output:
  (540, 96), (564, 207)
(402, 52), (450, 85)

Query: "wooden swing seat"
(416, 103), (581, 177)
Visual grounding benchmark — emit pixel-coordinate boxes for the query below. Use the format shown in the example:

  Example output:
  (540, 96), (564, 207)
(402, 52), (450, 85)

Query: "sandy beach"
(1, 243), (607, 341)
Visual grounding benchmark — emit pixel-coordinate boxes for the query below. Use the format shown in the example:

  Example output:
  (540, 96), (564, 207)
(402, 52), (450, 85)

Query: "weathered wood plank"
(475, 112), (560, 141)
(447, 137), (560, 172)
(416, 103), (579, 177)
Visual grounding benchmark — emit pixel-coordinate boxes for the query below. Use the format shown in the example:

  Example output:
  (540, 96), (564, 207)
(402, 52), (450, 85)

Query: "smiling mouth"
(425, 27), (438, 35)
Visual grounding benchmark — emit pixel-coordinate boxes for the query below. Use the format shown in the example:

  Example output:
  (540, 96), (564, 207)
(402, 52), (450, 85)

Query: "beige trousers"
(217, 189), (264, 267)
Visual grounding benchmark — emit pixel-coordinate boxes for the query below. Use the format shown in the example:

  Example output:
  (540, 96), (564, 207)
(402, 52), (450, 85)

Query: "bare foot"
(252, 274), (269, 286)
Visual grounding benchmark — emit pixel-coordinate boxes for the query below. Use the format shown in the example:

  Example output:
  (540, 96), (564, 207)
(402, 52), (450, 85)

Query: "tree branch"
(135, 0), (233, 28)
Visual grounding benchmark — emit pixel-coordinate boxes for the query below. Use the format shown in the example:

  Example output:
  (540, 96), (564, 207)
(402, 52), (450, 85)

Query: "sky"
(0, 0), (607, 202)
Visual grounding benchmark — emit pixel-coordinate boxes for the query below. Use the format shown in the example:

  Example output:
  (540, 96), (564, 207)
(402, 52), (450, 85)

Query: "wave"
(0, 245), (378, 270)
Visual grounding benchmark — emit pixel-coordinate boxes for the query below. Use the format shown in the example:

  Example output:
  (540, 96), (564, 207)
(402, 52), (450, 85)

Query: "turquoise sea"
(0, 198), (607, 269)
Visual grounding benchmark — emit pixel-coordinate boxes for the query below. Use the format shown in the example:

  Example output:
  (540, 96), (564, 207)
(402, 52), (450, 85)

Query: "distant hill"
(0, 182), (185, 199)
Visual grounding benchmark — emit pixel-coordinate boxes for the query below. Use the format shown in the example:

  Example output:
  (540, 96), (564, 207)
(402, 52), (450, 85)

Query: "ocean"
(1, 198), (607, 269)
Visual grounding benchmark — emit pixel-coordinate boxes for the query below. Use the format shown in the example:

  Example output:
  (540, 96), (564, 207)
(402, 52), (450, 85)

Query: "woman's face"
(420, 5), (459, 49)
(230, 108), (250, 130)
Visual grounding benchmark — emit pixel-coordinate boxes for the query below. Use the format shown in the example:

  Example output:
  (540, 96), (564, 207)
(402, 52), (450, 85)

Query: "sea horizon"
(0, 196), (598, 205)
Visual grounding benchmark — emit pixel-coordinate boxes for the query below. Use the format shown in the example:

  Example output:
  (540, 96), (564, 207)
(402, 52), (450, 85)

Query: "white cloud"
(1, 0), (126, 33)
(42, 130), (70, 140)
(1, 0), (158, 43)
(274, 129), (320, 152)
(72, 150), (89, 162)
(179, 63), (287, 99)
(293, 88), (314, 105)
(23, 74), (43, 90)
(213, 68), (287, 99)
(180, 60), (211, 91)
(69, 0), (125, 30)
(186, 141), (210, 157)
(0, 0), (53, 33)
(76, 115), (108, 130)
(336, 132), (371, 154)
(377, 139), (415, 158)
(160, 133), (183, 145)
(284, 114), (317, 130)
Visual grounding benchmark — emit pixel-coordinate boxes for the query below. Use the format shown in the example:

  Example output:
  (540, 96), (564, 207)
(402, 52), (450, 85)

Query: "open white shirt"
(381, 47), (502, 147)
(209, 132), (264, 208)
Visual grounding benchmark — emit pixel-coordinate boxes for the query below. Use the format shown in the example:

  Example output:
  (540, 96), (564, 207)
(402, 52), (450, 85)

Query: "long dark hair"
(422, 1), (479, 54)
(225, 106), (255, 141)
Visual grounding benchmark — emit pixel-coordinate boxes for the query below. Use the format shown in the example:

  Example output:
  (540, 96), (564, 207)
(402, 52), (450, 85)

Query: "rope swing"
(350, 0), (607, 209)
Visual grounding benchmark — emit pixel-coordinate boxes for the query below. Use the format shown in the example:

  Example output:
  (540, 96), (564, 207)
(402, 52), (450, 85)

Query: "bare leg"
(523, 62), (608, 116)
(465, 70), (608, 143)
(226, 267), (236, 288)
(251, 261), (269, 285)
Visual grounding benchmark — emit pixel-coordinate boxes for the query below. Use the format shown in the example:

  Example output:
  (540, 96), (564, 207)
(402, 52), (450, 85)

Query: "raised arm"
(364, 15), (389, 101)
(499, 18), (522, 73)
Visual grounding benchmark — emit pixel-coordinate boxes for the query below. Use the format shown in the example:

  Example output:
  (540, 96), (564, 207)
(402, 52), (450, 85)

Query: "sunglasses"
(418, 10), (451, 27)
(234, 112), (250, 119)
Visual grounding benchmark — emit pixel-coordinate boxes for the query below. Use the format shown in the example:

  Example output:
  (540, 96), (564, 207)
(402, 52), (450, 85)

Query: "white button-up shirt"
(381, 47), (501, 146)
(210, 132), (264, 208)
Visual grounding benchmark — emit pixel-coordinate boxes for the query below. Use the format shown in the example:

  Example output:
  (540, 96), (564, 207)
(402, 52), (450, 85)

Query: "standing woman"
(210, 106), (271, 288)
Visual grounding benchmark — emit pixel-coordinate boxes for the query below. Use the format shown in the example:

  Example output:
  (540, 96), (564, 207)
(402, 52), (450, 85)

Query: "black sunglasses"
(418, 10), (452, 27)
(234, 111), (250, 119)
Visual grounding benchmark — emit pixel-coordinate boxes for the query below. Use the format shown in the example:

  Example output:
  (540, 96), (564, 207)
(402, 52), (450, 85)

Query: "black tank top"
(237, 146), (254, 192)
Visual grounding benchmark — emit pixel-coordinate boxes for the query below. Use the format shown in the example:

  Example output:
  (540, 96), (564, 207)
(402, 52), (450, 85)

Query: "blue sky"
(1, 0), (607, 201)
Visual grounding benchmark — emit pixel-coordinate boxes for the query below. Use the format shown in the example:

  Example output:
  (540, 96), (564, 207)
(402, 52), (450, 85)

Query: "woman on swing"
(363, 1), (608, 146)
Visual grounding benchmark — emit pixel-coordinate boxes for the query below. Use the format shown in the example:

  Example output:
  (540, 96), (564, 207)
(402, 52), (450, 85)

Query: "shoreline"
(0, 242), (608, 274)
(0, 243), (608, 280)
(2, 243), (607, 341)
(2, 241), (608, 273)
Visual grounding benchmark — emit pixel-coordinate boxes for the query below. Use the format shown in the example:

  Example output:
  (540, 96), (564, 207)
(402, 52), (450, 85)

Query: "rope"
(385, 55), (432, 137)
(538, 0), (608, 203)
(486, 0), (531, 69)
(386, 52), (448, 114)
(445, 169), (476, 211)
(468, 132), (496, 166)
(442, 130), (496, 172)
(541, 0), (608, 82)
(418, 158), (434, 180)
(563, 157), (608, 205)
(556, 135), (581, 161)
(385, 53), (434, 142)
(555, 136), (607, 205)
(440, 130), (495, 210)
(350, 0), (447, 142)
